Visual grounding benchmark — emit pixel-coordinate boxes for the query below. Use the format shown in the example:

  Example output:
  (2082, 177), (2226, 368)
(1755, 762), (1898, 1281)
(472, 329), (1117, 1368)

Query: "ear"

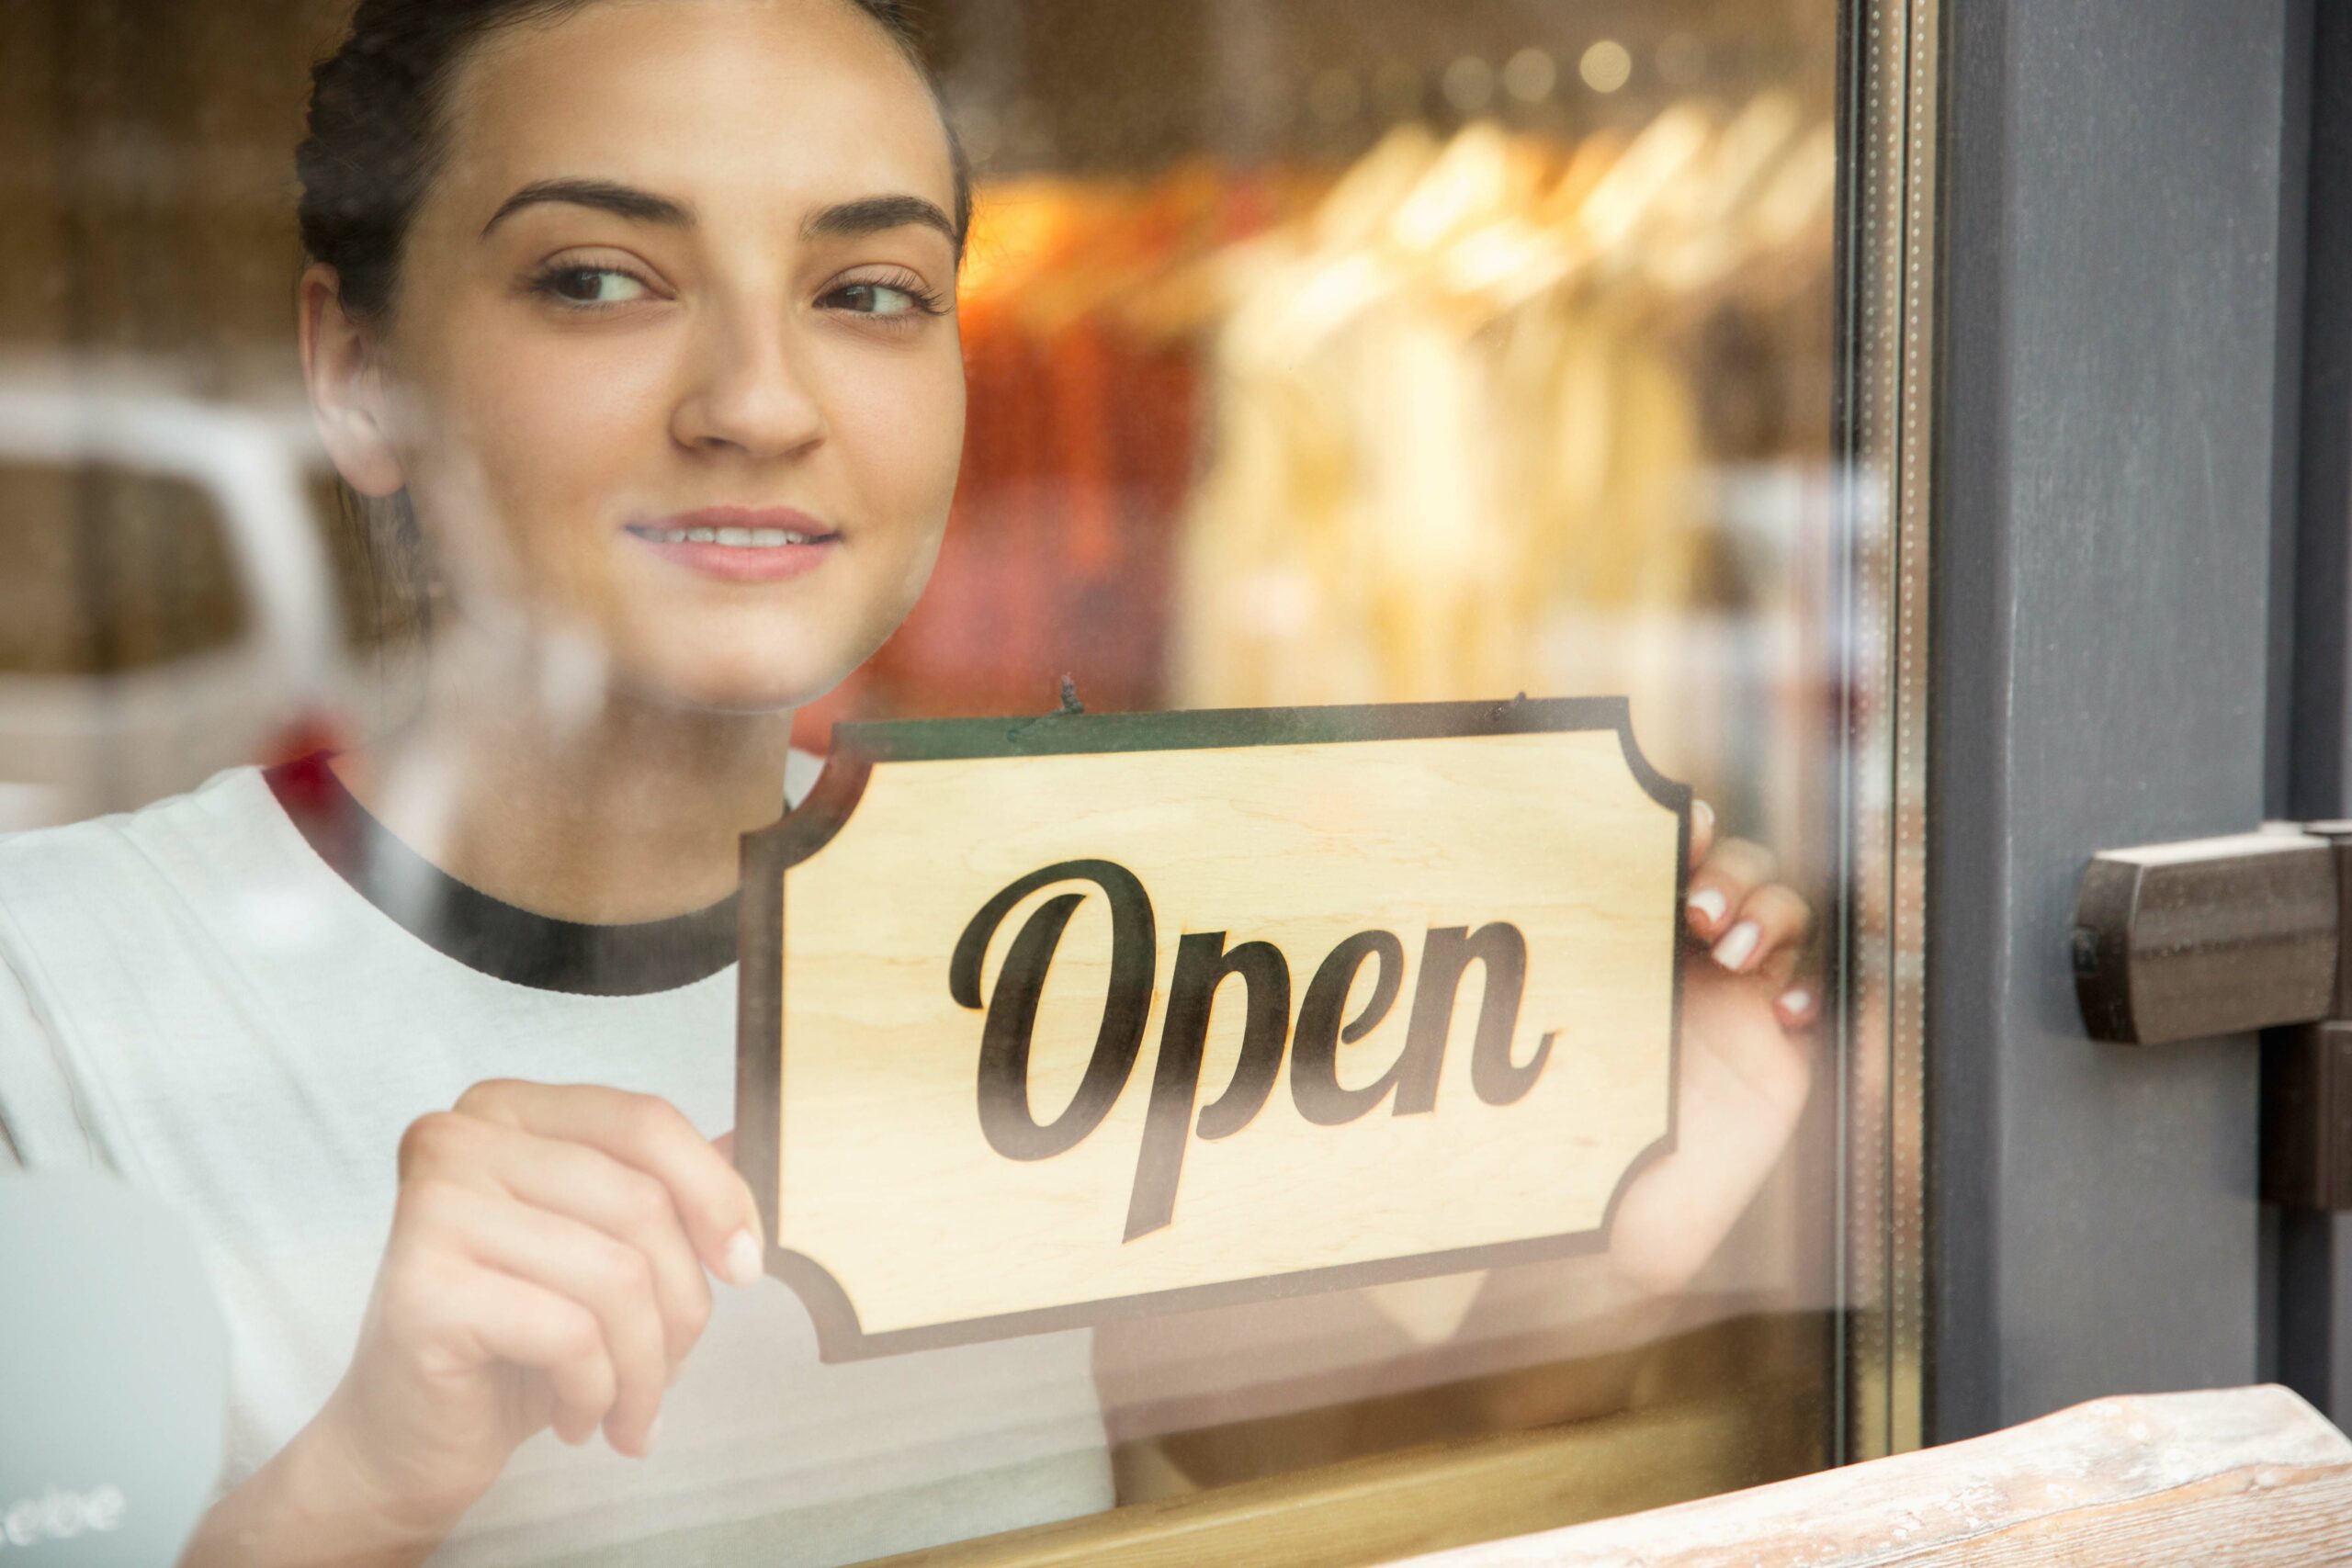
(297, 263), (407, 499)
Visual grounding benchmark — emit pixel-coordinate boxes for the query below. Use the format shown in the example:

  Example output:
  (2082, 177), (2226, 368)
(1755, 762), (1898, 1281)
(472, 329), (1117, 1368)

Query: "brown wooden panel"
(1399, 1385), (2352, 1567)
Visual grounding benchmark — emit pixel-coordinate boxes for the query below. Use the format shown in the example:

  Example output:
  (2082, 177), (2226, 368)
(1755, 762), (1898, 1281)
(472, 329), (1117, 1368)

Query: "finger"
(1687, 799), (1717, 870)
(458, 1083), (764, 1289)
(404, 1112), (713, 1371)
(1772, 979), (1821, 1030)
(1686, 837), (1776, 942)
(452, 1119), (716, 1372)
(409, 1179), (671, 1457)
(385, 1248), (616, 1445)
(1709, 883), (1813, 977)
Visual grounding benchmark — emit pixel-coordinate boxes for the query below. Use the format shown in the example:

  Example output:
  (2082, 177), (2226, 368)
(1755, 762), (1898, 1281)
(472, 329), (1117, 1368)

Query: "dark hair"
(297, 0), (972, 321)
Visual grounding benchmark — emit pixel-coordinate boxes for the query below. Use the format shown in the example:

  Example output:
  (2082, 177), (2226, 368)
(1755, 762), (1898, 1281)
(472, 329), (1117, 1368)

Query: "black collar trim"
(264, 752), (737, 997)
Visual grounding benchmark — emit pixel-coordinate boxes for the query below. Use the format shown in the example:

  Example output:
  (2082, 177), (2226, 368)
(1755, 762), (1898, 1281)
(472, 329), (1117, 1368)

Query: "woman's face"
(362, 0), (965, 712)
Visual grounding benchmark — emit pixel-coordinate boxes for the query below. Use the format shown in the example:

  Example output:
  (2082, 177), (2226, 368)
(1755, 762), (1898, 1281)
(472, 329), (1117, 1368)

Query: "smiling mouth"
(625, 524), (835, 547)
(622, 512), (842, 583)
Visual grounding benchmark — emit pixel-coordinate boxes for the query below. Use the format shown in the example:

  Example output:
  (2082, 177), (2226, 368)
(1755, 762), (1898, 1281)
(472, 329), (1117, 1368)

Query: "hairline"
(370, 0), (967, 321)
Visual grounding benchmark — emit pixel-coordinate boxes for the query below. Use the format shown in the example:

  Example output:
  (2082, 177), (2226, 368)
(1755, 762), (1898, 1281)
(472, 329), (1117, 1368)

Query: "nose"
(671, 304), (826, 460)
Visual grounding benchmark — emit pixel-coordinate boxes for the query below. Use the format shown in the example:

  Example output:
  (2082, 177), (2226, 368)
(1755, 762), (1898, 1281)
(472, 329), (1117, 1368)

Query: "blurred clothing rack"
(804, 96), (1836, 826)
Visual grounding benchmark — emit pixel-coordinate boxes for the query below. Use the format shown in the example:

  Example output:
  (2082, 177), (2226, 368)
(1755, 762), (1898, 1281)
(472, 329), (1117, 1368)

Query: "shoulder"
(0, 766), (287, 919)
(0, 770), (285, 1171)
(0, 766), (312, 994)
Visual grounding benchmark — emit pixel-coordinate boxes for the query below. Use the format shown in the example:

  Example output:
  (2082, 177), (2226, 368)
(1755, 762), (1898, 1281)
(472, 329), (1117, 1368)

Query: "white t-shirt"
(0, 761), (1112, 1565)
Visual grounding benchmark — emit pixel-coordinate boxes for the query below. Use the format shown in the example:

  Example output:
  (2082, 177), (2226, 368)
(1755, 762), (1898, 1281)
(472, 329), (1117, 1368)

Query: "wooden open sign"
(736, 697), (1688, 1361)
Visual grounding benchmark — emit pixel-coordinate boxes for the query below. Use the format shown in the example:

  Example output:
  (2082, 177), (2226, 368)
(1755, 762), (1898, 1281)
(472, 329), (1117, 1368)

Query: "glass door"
(0, 0), (1942, 1562)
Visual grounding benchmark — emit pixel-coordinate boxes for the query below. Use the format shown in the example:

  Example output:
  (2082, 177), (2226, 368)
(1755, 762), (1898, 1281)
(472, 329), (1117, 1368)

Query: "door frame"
(1927, 0), (2308, 1441)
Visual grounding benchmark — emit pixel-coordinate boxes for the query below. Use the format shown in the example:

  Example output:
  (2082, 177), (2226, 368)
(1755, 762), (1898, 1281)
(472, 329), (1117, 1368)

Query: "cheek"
(453, 333), (673, 504)
(821, 337), (967, 536)
(408, 328), (677, 588)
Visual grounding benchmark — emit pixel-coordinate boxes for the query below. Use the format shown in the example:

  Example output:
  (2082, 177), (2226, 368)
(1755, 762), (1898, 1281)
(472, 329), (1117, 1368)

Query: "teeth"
(640, 525), (826, 547)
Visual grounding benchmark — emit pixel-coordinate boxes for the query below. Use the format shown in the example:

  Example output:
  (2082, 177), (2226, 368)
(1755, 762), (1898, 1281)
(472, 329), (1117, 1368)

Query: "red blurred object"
(793, 169), (1311, 753)
(256, 711), (353, 772)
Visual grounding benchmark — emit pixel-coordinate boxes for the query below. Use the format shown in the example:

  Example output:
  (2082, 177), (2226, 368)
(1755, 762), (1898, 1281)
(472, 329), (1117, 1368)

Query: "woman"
(0, 0), (1818, 1562)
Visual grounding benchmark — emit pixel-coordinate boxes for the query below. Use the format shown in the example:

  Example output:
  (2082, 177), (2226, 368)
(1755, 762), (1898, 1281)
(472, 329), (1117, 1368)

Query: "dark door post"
(1929, 0), (2297, 1440)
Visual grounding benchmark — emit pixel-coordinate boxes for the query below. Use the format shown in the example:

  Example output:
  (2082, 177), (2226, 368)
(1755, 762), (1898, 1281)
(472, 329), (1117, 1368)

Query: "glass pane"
(0, 0), (1931, 1562)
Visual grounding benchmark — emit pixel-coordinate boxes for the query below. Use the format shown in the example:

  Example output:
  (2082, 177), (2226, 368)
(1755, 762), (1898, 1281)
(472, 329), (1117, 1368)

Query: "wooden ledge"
(866, 1376), (1821, 1568)
(1391, 1384), (2352, 1566)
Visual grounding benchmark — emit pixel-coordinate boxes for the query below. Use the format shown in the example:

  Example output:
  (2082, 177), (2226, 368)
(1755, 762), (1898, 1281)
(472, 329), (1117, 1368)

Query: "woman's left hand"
(1602, 800), (1821, 1299)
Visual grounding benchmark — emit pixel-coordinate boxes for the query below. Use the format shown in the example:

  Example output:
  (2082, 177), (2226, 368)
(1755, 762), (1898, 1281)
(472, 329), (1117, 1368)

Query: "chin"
(615, 628), (875, 716)
(598, 560), (934, 716)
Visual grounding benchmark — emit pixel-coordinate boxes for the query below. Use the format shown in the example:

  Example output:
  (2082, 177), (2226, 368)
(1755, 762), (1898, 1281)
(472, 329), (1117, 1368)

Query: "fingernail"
(1713, 921), (1760, 973)
(724, 1228), (763, 1288)
(1694, 799), (1714, 836)
(1688, 888), (1728, 929)
(1778, 987), (1813, 1018)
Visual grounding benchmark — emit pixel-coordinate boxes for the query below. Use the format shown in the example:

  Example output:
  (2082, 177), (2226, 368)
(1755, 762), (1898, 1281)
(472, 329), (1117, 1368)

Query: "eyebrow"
(802, 194), (959, 250)
(481, 180), (959, 252)
(481, 178), (692, 237)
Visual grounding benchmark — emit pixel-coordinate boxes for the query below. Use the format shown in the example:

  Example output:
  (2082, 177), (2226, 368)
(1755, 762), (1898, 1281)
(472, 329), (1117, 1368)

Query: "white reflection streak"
(0, 365), (345, 711)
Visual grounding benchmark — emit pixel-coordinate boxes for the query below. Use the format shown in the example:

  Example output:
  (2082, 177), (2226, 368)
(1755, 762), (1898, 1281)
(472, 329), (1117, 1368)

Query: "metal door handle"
(2072, 829), (2343, 1046)
(2073, 825), (2352, 1209)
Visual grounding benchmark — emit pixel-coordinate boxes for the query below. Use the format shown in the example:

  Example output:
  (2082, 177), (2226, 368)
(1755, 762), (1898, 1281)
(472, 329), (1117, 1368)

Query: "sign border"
(736, 695), (1690, 1361)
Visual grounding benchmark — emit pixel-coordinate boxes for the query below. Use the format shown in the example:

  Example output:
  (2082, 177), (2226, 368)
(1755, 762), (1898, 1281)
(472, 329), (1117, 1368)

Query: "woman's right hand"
(185, 1081), (765, 1565)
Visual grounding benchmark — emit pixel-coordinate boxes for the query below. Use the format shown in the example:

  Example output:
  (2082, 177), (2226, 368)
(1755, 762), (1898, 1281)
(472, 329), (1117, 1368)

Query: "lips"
(624, 506), (840, 583)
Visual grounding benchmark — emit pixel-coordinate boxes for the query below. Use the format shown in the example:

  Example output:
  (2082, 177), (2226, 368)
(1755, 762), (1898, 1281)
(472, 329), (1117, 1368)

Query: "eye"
(532, 265), (653, 308)
(825, 278), (946, 320)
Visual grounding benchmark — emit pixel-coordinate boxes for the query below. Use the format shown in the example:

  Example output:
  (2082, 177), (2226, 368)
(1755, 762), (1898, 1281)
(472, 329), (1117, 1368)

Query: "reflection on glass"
(0, 0), (1857, 1562)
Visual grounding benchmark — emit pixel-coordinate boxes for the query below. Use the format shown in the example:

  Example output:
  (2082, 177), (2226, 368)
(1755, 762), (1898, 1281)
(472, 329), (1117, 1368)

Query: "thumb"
(713, 1130), (736, 1163)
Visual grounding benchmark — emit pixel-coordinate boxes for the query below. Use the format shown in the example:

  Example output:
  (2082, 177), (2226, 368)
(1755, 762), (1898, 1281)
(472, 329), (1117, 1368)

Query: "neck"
(334, 619), (795, 923)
